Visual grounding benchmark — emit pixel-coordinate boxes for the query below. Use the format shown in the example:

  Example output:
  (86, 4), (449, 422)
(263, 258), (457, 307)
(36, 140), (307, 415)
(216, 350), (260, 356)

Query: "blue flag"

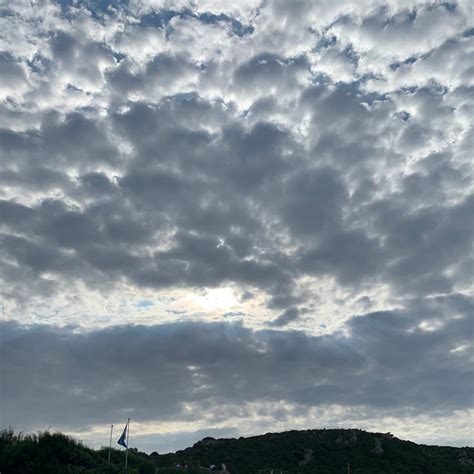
(117, 423), (128, 448)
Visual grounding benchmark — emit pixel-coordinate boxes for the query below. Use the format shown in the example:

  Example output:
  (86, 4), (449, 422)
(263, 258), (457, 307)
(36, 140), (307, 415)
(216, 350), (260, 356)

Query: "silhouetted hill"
(156, 428), (474, 473)
(1, 427), (473, 473)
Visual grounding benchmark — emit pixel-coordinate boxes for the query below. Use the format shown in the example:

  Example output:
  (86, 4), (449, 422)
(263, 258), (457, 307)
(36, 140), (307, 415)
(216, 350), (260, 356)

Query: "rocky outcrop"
(298, 448), (314, 466)
(372, 437), (384, 455)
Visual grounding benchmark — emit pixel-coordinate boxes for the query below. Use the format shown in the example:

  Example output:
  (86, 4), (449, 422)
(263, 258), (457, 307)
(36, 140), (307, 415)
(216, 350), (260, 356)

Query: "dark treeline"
(0, 428), (156, 474)
(1, 427), (473, 473)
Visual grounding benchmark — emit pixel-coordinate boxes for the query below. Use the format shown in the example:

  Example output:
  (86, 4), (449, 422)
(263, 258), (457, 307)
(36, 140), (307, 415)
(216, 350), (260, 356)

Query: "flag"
(117, 423), (128, 448)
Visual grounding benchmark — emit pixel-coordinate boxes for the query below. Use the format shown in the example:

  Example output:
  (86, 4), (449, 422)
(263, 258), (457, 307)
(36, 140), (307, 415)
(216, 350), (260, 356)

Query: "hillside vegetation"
(0, 429), (155, 474)
(1, 427), (472, 473)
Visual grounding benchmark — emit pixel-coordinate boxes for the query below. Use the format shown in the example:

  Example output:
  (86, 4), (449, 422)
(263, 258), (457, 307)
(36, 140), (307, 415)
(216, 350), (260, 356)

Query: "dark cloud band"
(2, 295), (472, 431)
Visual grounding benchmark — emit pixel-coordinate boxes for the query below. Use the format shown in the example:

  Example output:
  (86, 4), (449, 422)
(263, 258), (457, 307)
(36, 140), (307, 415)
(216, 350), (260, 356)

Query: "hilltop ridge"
(154, 428), (473, 473)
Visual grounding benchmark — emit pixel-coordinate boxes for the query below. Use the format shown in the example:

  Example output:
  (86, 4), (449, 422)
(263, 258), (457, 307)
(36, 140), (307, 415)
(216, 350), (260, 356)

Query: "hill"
(156, 429), (474, 474)
(1, 427), (473, 473)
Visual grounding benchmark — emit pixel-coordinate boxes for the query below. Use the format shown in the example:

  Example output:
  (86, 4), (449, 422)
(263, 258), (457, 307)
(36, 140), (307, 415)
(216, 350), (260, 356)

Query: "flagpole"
(108, 424), (113, 465)
(125, 418), (130, 470)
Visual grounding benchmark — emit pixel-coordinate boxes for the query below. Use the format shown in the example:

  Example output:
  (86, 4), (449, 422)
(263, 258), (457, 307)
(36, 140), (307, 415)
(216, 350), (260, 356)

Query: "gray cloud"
(0, 56), (28, 91)
(270, 307), (301, 326)
(1, 295), (472, 432)
(0, 19), (470, 306)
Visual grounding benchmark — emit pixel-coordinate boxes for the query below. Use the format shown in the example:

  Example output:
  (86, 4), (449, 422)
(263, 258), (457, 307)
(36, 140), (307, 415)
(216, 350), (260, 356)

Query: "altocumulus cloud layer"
(0, 0), (473, 451)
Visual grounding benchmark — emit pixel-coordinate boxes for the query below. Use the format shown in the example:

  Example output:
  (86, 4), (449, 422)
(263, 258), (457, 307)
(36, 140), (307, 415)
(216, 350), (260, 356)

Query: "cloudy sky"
(0, 0), (473, 453)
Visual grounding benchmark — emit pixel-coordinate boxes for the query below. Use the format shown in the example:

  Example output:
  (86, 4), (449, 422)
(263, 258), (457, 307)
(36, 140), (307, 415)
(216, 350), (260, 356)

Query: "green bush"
(0, 428), (153, 474)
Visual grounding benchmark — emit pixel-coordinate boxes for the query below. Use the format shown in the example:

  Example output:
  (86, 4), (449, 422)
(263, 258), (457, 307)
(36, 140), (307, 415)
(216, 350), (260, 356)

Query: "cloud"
(270, 307), (301, 326)
(1, 294), (472, 434)
(0, 56), (30, 100)
(0, 0), (470, 317)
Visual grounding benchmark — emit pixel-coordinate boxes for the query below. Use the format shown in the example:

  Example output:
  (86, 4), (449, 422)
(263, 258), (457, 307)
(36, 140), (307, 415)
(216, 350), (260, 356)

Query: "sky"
(0, 0), (473, 454)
